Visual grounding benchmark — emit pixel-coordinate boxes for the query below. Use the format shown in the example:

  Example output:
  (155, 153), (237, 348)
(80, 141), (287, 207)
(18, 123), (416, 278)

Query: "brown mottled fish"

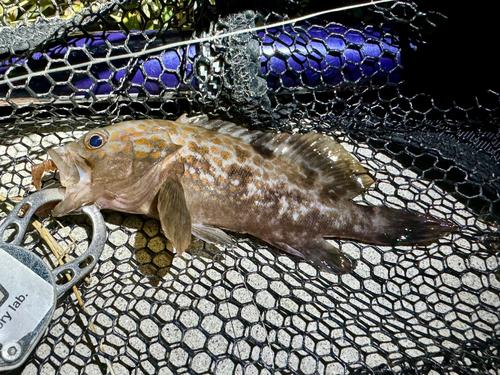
(33, 114), (456, 273)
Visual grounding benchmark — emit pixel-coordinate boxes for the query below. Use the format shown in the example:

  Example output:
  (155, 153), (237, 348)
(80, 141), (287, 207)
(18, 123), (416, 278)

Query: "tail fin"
(335, 204), (457, 246)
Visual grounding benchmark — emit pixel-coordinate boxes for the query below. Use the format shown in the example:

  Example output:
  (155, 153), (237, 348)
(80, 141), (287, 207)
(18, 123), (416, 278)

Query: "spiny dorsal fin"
(181, 114), (265, 144)
(185, 115), (373, 199)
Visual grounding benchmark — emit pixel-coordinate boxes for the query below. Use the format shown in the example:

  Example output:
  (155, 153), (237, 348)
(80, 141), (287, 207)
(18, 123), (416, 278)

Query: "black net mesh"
(1, 0), (500, 374)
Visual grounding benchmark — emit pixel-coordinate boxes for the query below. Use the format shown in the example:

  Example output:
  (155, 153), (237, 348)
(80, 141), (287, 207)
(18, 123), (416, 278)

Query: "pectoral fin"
(157, 178), (192, 254)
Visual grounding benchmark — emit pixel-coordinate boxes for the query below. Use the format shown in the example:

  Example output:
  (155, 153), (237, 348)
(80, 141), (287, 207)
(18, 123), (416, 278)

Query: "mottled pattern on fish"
(40, 114), (457, 273)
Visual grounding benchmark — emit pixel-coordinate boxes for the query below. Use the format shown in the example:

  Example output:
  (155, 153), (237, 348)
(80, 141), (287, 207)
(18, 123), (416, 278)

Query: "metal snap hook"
(0, 188), (107, 371)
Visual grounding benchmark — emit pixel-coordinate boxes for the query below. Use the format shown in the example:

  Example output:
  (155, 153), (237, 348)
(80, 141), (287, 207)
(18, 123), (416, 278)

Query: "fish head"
(48, 121), (182, 216)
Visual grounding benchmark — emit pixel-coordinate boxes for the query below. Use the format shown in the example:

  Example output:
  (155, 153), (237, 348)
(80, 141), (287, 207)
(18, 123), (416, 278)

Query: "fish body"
(43, 114), (456, 273)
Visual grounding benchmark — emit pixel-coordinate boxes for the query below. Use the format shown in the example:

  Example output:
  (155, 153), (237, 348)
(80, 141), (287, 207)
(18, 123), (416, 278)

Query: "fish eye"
(89, 135), (103, 148)
(84, 132), (107, 149)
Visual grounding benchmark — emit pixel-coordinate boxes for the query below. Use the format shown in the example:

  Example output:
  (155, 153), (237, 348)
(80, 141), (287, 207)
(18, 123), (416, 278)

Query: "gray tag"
(0, 244), (56, 371)
(0, 188), (106, 371)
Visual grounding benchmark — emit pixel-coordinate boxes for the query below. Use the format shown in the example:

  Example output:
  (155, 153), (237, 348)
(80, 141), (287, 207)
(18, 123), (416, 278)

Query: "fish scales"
(161, 119), (351, 247)
(35, 114), (457, 273)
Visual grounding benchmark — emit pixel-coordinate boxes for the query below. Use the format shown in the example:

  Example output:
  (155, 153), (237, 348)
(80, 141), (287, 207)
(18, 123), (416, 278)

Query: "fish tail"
(335, 204), (457, 245)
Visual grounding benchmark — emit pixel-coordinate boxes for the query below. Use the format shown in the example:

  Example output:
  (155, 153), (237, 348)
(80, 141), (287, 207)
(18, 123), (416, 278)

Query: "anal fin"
(274, 239), (355, 274)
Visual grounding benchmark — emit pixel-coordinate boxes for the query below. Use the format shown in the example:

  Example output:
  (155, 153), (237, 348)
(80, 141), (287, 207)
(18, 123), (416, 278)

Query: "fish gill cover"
(0, 0), (499, 374)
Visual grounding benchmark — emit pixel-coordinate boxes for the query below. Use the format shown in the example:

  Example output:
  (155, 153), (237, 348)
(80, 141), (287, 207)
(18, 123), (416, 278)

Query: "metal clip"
(0, 188), (106, 371)
(0, 188), (107, 297)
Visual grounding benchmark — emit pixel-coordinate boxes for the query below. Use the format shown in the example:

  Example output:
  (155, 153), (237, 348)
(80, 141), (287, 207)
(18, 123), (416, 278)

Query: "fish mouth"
(48, 147), (90, 188)
(48, 146), (93, 216)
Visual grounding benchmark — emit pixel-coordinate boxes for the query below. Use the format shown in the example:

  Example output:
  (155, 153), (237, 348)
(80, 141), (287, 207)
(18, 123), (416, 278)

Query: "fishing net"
(1, 0), (499, 373)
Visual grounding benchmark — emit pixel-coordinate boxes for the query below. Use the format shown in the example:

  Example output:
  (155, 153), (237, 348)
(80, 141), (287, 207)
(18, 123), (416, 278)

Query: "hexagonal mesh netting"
(1, 0), (500, 374)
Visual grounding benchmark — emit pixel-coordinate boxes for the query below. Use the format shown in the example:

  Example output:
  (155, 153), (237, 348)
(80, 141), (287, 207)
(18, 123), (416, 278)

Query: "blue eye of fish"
(88, 135), (103, 148)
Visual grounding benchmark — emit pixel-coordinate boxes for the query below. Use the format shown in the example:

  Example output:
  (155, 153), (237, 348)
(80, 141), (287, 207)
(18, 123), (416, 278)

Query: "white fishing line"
(0, 0), (395, 87)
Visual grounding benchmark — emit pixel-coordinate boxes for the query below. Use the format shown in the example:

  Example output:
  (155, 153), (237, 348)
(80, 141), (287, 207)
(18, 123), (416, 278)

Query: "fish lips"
(48, 147), (79, 187)
(48, 146), (93, 216)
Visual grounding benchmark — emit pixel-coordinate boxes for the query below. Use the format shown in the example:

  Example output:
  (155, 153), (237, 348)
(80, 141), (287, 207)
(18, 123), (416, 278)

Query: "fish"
(33, 114), (457, 273)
